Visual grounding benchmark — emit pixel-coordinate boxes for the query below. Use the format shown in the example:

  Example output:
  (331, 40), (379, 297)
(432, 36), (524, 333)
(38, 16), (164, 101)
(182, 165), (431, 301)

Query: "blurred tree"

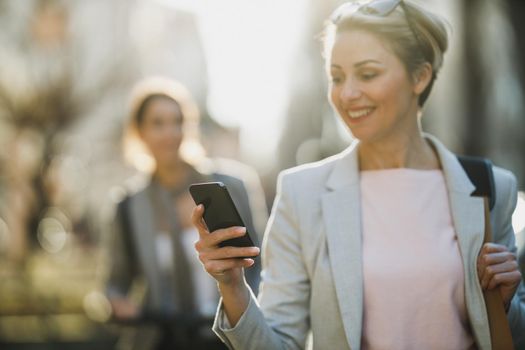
(0, 0), (134, 264)
(0, 0), (214, 346)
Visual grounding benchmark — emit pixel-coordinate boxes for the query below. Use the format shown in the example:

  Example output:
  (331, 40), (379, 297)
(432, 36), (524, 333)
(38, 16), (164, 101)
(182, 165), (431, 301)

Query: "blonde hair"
(323, 0), (450, 107)
(123, 77), (205, 172)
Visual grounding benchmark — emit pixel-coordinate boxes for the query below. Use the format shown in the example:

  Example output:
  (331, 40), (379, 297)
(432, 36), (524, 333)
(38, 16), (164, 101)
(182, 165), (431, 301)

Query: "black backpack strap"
(457, 155), (496, 211)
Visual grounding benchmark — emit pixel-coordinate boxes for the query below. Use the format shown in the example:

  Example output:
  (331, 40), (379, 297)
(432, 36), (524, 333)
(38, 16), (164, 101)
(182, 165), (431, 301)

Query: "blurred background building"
(0, 0), (523, 348)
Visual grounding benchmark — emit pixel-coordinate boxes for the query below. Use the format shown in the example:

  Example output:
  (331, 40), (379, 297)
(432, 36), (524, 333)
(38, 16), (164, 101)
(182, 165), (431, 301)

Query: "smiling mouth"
(347, 107), (374, 119)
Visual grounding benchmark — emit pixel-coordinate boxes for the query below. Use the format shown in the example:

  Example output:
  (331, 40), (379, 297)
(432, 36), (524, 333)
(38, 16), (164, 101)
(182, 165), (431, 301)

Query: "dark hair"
(134, 94), (181, 127)
(123, 77), (204, 171)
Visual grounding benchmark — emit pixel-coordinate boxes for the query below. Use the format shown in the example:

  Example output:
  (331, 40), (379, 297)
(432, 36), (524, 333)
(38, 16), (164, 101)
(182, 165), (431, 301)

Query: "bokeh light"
(36, 208), (71, 254)
(83, 290), (112, 323)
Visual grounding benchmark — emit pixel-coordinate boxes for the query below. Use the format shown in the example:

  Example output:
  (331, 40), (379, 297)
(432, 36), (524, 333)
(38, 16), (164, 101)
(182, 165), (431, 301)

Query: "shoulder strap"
(458, 157), (514, 349)
(457, 155), (496, 211)
(482, 197), (515, 350)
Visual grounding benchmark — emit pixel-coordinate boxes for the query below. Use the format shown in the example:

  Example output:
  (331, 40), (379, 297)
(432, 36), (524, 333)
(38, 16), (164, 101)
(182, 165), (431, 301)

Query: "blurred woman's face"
(139, 97), (183, 166)
(328, 29), (421, 145)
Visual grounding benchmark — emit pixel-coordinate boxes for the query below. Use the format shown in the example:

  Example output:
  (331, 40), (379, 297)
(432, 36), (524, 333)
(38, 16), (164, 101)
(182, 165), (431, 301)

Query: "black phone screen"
(189, 182), (255, 248)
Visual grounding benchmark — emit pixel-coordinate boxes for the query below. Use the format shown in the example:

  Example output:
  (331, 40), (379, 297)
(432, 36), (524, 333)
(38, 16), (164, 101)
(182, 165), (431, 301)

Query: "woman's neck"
(358, 134), (440, 171)
(154, 159), (190, 189)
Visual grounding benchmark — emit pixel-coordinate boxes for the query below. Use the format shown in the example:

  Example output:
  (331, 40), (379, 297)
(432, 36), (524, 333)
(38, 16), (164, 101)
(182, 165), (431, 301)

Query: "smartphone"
(189, 181), (255, 248)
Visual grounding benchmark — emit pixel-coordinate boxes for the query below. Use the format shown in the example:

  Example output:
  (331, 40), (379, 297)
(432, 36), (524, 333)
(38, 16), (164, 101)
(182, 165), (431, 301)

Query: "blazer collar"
(424, 133), (476, 195)
(325, 141), (360, 191)
(325, 134), (477, 195)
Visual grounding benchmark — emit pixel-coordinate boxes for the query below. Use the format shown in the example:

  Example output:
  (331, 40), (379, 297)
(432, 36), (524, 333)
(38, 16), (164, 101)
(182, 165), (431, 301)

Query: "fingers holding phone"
(191, 203), (259, 286)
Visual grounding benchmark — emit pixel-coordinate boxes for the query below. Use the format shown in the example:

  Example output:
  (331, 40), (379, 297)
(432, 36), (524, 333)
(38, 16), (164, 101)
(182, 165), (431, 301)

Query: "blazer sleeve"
(105, 197), (137, 299)
(491, 167), (525, 348)
(213, 171), (311, 350)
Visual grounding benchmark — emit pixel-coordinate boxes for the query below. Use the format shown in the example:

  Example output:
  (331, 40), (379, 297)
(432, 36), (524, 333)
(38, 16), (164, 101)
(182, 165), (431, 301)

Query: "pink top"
(360, 169), (475, 350)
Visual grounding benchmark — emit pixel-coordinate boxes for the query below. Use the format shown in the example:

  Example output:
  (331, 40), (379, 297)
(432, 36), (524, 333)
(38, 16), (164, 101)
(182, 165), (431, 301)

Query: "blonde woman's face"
(328, 29), (422, 144)
(139, 97), (183, 165)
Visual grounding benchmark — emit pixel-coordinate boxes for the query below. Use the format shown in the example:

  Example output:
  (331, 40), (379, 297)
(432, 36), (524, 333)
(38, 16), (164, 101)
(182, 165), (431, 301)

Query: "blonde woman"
(192, 1), (525, 349)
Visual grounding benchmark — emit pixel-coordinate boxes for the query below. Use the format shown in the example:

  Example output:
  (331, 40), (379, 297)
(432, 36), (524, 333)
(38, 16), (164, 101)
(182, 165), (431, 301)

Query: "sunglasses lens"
(331, 0), (401, 23)
(362, 0), (401, 16)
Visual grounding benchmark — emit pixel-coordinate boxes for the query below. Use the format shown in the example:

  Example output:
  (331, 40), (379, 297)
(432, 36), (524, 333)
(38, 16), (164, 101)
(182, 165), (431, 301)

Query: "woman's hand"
(191, 204), (260, 287)
(109, 297), (140, 320)
(477, 243), (522, 310)
(191, 204), (260, 326)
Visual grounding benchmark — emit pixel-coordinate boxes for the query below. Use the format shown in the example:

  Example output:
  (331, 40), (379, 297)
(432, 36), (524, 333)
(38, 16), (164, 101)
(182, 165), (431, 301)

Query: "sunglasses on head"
(330, 0), (402, 23)
(329, 0), (424, 58)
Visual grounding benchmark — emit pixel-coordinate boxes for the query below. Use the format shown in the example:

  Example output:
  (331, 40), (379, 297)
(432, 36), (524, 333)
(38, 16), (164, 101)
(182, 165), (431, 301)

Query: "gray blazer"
(214, 134), (525, 350)
(106, 162), (268, 314)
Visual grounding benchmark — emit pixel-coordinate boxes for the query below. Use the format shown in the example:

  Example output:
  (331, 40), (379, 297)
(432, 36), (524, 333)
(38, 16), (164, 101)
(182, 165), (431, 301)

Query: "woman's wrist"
(218, 279), (251, 327)
(218, 278), (249, 299)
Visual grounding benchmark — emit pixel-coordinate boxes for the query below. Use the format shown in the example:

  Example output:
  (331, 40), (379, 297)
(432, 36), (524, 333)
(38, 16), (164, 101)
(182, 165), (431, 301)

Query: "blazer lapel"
(129, 185), (164, 309)
(322, 142), (363, 350)
(427, 135), (491, 348)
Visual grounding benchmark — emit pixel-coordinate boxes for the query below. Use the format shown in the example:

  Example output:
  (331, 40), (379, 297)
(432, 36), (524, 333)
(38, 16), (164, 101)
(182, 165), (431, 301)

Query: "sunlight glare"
(512, 191), (525, 234)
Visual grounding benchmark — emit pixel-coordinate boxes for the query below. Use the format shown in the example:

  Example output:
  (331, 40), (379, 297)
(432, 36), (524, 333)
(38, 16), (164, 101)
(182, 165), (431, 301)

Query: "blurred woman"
(106, 77), (267, 350)
(192, 1), (525, 349)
